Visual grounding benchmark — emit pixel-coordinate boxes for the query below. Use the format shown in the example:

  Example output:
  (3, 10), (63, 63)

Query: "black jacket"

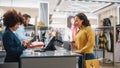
(2, 27), (26, 62)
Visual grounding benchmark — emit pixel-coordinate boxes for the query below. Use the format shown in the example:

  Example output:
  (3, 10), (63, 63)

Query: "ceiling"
(0, 0), (120, 14)
(0, 0), (59, 14)
(56, 1), (111, 13)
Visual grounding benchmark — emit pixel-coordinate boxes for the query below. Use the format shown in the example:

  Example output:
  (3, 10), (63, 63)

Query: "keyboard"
(34, 48), (45, 52)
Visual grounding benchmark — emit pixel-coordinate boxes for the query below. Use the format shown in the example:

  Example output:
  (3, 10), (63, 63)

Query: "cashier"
(2, 9), (28, 62)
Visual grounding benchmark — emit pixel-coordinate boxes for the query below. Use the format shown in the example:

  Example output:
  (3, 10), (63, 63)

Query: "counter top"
(21, 47), (82, 58)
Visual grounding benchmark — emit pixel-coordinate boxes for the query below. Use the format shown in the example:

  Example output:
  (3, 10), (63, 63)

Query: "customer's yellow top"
(74, 26), (95, 54)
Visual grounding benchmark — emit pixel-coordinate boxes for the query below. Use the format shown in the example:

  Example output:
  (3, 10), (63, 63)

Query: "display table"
(20, 47), (83, 68)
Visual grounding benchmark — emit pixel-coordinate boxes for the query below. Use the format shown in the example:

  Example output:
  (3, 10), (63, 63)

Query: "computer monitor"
(43, 36), (56, 51)
(34, 36), (63, 52)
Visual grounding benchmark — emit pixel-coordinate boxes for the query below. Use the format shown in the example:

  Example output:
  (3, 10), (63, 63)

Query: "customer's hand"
(72, 50), (81, 53)
(70, 42), (76, 49)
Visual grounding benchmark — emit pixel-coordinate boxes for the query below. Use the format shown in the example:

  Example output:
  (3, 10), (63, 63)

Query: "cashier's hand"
(22, 40), (30, 47)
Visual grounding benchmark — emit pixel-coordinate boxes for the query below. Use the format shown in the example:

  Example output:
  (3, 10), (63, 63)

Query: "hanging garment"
(95, 35), (99, 47)
(98, 31), (107, 49)
(103, 18), (111, 26)
(109, 32), (114, 52)
(106, 32), (113, 52)
(116, 30), (119, 42)
(105, 32), (112, 52)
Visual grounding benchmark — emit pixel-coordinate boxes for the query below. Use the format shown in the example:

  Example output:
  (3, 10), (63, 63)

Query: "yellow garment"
(38, 21), (45, 27)
(74, 26), (95, 54)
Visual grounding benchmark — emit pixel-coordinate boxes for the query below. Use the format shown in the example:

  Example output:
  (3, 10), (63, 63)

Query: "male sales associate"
(15, 13), (44, 47)
(15, 13), (33, 43)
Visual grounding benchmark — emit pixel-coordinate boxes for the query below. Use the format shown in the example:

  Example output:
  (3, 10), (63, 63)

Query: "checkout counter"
(20, 46), (83, 68)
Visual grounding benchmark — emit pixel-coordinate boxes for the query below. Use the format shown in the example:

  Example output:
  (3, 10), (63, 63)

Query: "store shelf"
(38, 26), (48, 30)
(25, 26), (35, 30)
(25, 26), (48, 30)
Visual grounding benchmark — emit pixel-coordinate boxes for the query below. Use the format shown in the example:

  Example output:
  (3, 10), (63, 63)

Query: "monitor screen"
(44, 36), (56, 51)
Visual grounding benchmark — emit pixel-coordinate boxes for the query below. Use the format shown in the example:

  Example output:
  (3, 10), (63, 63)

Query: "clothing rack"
(95, 24), (120, 66)
(95, 26), (114, 64)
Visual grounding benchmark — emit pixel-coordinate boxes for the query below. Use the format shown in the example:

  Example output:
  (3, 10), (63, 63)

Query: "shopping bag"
(85, 59), (100, 68)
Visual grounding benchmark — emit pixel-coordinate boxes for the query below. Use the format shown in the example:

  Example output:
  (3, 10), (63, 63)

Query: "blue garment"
(2, 27), (26, 62)
(95, 35), (99, 47)
(84, 53), (95, 60)
(15, 25), (30, 43)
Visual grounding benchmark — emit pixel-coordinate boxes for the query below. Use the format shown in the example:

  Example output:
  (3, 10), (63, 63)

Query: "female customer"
(2, 9), (27, 62)
(72, 13), (95, 68)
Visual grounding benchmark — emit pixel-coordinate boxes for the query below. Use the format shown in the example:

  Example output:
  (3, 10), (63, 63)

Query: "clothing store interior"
(0, 0), (120, 68)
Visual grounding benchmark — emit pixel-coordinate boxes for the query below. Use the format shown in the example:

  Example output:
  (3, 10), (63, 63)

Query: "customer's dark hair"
(23, 14), (31, 20)
(3, 9), (24, 27)
(76, 13), (90, 26)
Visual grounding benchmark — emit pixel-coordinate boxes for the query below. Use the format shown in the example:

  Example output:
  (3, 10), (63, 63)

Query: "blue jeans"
(78, 53), (95, 68)
(85, 53), (95, 60)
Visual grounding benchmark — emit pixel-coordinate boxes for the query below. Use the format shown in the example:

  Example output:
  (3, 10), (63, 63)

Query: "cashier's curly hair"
(3, 9), (24, 27)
